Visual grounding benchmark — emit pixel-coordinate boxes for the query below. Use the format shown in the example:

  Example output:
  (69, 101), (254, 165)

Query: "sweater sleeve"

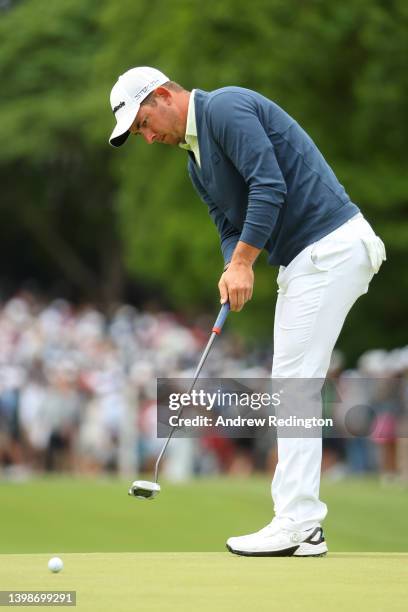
(188, 159), (240, 264)
(207, 92), (286, 249)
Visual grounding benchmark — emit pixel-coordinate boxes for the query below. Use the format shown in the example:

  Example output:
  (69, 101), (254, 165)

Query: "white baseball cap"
(109, 66), (169, 147)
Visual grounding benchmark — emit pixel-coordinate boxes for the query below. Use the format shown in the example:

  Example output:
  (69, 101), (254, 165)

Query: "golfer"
(108, 67), (385, 557)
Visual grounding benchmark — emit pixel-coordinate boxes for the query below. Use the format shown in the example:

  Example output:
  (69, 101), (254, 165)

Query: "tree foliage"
(0, 0), (406, 359)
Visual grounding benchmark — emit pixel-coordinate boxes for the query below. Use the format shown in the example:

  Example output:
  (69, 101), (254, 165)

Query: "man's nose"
(141, 128), (156, 144)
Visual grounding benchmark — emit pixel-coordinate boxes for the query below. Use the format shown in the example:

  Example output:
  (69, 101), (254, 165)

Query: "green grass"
(0, 476), (407, 553)
(1, 477), (407, 611)
(1, 553), (407, 612)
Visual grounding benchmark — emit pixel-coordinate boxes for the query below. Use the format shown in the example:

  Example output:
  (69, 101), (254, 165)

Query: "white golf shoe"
(226, 523), (328, 557)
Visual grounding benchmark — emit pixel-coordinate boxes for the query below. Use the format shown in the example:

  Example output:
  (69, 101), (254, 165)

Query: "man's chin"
(160, 135), (182, 146)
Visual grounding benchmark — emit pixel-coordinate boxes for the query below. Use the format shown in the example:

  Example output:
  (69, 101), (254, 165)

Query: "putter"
(128, 301), (230, 500)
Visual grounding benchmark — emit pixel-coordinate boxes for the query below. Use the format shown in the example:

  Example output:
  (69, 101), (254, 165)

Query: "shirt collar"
(179, 90), (197, 151)
(185, 89), (197, 138)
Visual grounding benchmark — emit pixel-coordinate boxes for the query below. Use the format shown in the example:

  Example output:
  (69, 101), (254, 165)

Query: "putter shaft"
(154, 303), (229, 483)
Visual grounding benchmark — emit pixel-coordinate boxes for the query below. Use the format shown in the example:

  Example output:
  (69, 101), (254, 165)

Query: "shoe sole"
(226, 542), (328, 558)
(294, 542), (328, 557)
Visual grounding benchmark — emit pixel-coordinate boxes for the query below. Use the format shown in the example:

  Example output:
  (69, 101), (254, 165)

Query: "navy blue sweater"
(187, 87), (359, 267)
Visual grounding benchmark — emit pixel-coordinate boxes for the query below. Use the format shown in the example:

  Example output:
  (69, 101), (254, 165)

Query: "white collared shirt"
(179, 89), (201, 167)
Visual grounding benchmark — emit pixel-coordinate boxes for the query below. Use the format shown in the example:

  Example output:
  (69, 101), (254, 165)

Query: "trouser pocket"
(310, 239), (353, 272)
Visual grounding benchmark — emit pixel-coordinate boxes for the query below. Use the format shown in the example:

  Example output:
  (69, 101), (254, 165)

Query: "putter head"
(128, 480), (161, 500)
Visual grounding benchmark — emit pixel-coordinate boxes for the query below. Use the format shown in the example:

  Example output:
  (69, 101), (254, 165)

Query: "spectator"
(0, 290), (406, 482)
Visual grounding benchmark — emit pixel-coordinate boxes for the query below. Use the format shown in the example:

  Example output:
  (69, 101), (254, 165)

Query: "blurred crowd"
(0, 293), (407, 483)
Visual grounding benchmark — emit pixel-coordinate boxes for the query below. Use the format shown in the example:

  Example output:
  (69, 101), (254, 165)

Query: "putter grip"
(212, 302), (230, 335)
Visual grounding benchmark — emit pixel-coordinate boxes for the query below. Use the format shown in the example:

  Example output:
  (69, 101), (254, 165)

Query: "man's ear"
(154, 86), (172, 103)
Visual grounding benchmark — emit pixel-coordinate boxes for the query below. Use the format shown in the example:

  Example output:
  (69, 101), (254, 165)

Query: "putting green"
(0, 553), (407, 612)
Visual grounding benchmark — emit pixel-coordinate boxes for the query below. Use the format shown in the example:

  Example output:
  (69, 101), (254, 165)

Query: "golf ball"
(48, 557), (63, 573)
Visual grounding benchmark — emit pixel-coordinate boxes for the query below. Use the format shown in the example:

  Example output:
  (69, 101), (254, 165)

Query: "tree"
(0, 0), (124, 304)
(0, 0), (406, 360)
(94, 0), (407, 356)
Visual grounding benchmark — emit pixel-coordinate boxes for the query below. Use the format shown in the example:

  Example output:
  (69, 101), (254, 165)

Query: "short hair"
(140, 81), (185, 106)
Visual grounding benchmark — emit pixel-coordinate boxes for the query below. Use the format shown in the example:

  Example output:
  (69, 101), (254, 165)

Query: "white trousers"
(271, 214), (385, 531)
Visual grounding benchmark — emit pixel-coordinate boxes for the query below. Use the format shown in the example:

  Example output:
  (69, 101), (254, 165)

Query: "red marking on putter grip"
(212, 326), (222, 335)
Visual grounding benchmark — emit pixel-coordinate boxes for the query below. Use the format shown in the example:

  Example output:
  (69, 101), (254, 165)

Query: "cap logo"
(134, 78), (162, 102)
(113, 101), (126, 114)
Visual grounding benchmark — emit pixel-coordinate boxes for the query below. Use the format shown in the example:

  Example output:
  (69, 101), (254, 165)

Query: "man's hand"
(219, 262), (254, 311)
